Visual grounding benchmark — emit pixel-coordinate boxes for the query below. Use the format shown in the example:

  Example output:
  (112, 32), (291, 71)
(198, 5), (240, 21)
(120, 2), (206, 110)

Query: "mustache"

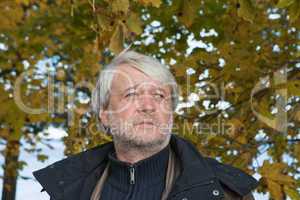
(134, 121), (156, 126)
(125, 115), (158, 126)
(133, 118), (157, 125)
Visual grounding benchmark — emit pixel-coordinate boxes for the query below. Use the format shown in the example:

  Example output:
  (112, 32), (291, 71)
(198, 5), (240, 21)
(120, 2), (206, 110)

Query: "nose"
(136, 94), (156, 114)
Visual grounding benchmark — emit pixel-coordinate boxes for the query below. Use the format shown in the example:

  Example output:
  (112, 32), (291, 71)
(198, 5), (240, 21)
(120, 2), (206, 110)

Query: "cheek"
(109, 97), (136, 114)
(158, 103), (173, 117)
(157, 101), (173, 113)
(157, 111), (173, 124)
(114, 105), (136, 119)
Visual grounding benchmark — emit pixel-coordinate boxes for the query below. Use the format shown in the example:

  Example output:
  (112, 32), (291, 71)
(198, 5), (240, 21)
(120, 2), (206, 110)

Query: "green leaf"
(237, 0), (255, 23)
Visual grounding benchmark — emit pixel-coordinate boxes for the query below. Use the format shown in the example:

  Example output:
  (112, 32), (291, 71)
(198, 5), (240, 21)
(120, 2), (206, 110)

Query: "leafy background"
(0, 0), (299, 199)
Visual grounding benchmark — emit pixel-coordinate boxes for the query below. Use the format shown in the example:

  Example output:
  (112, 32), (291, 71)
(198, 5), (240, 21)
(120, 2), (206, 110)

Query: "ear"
(99, 109), (109, 127)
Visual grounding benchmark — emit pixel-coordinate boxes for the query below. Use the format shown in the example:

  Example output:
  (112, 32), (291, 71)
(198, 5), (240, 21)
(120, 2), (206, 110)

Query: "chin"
(113, 128), (170, 148)
(134, 132), (169, 147)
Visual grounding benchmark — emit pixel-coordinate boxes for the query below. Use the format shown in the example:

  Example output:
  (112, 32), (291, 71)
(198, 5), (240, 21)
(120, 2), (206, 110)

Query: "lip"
(135, 121), (155, 126)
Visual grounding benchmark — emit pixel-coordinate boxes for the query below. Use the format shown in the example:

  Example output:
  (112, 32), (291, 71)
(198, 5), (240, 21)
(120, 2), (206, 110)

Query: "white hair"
(91, 50), (179, 133)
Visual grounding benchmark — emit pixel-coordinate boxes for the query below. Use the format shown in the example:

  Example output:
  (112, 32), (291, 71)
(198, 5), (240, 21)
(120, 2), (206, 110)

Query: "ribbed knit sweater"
(100, 145), (169, 200)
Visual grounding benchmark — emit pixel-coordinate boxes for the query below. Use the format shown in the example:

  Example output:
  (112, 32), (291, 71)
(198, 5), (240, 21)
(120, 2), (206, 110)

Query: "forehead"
(110, 64), (170, 93)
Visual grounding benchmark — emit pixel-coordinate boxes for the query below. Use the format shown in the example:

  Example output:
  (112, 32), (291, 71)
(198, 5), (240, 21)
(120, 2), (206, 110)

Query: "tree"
(0, 0), (299, 199)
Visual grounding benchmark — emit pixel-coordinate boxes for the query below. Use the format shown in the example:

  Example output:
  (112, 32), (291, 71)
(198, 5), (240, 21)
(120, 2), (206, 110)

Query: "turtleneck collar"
(106, 144), (170, 192)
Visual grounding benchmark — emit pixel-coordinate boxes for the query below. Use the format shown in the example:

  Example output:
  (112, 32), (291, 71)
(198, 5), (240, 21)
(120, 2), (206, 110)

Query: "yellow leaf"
(111, 0), (129, 14)
(56, 69), (66, 81)
(237, 0), (255, 23)
(126, 12), (143, 35)
(266, 179), (284, 200)
(15, 0), (30, 5)
(97, 14), (113, 31)
(294, 143), (300, 162)
(227, 118), (244, 137)
(284, 185), (300, 200)
(288, 80), (300, 96)
(277, 0), (295, 8)
(173, 65), (187, 77)
(288, 0), (300, 22)
(109, 23), (124, 54)
(295, 51), (300, 58)
(137, 0), (161, 7)
(178, 0), (196, 27)
(260, 161), (296, 185)
(236, 135), (247, 144)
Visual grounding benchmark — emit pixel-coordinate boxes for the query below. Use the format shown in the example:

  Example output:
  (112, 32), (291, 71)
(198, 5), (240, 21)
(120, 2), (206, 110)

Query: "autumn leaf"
(97, 14), (112, 31)
(109, 23), (125, 54)
(137, 0), (161, 7)
(126, 12), (143, 35)
(276, 0), (300, 22)
(1, 0), (300, 199)
(111, 0), (130, 14)
(15, 0), (30, 6)
(276, 0), (295, 8)
(178, 0), (197, 27)
(37, 154), (49, 162)
(288, 80), (300, 96)
(259, 160), (298, 200)
(237, 0), (255, 23)
(284, 185), (300, 200)
(266, 179), (284, 200)
(260, 160), (296, 185)
(294, 143), (300, 162)
(288, 0), (300, 22)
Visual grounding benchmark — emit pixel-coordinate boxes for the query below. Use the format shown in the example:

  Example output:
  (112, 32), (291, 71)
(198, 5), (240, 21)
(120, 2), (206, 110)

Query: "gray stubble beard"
(108, 113), (173, 153)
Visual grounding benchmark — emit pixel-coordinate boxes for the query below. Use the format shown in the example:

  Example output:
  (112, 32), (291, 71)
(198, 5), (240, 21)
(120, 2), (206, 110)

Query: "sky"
(0, 131), (65, 200)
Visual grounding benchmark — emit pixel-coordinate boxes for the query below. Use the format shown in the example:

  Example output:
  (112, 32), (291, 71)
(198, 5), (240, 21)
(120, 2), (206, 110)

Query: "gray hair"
(91, 50), (179, 133)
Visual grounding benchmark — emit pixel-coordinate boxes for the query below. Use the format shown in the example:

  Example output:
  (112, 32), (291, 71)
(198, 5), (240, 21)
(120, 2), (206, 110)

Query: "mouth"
(135, 121), (155, 126)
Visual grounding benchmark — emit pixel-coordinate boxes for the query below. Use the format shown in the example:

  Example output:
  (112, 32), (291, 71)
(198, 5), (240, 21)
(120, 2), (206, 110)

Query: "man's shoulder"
(32, 141), (114, 199)
(34, 141), (113, 174)
(204, 157), (259, 197)
(170, 135), (258, 198)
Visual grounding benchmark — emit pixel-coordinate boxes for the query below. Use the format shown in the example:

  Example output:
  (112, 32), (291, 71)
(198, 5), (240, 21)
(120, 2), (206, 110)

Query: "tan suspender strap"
(90, 146), (180, 200)
(90, 162), (110, 200)
(161, 146), (180, 200)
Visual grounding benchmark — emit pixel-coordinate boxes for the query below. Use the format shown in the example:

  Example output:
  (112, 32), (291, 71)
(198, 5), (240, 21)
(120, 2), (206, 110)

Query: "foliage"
(0, 0), (299, 199)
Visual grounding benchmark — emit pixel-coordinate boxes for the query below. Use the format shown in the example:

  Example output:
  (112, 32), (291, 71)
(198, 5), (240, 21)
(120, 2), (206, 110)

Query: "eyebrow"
(123, 83), (140, 93)
(123, 83), (168, 94)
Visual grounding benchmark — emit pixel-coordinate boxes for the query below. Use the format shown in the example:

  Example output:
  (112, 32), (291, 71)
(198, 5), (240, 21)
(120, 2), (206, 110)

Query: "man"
(33, 51), (259, 200)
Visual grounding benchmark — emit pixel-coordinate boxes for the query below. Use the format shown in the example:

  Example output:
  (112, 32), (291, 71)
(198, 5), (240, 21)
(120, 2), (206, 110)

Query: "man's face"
(100, 64), (173, 148)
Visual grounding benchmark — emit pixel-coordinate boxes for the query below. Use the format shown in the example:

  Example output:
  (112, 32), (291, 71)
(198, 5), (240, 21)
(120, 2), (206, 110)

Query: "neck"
(112, 138), (170, 164)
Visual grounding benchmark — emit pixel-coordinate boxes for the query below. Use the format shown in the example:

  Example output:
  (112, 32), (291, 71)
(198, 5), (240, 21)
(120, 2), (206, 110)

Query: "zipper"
(129, 166), (135, 184)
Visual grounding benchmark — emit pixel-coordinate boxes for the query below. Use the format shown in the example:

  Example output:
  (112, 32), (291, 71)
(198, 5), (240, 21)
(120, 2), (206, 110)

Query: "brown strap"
(90, 162), (110, 200)
(90, 146), (180, 200)
(161, 146), (180, 200)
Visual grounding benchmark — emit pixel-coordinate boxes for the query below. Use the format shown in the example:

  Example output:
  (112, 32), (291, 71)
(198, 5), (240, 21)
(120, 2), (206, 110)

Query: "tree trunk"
(1, 140), (20, 200)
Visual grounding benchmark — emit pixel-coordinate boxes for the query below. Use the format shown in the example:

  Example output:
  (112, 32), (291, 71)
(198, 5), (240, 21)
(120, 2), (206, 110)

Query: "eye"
(125, 91), (137, 98)
(154, 93), (165, 99)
